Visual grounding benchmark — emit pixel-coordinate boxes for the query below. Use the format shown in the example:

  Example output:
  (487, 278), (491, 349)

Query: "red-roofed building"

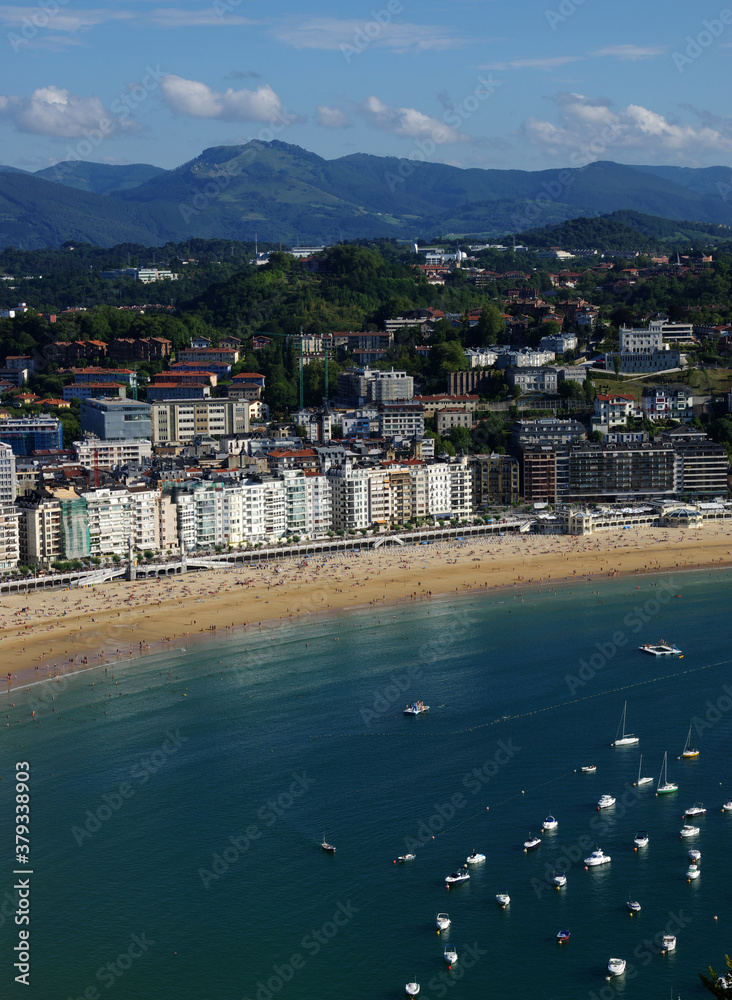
(265, 448), (320, 474)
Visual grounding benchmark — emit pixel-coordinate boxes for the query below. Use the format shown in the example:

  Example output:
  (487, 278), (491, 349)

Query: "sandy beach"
(3, 522), (732, 694)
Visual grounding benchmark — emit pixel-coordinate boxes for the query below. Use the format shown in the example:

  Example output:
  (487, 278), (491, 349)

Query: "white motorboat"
(495, 893), (510, 907)
(581, 764), (597, 773)
(681, 723), (699, 758)
(584, 848), (611, 866)
(607, 958), (626, 976)
(523, 834), (541, 850)
(552, 871), (567, 887)
(686, 864), (700, 879)
(639, 641), (682, 656)
(542, 815), (558, 830)
(688, 848), (701, 862)
(404, 701), (429, 716)
(445, 867), (470, 885)
(397, 853), (416, 862)
(405, 981), (420, 996)
(635, 754), (653, 786)
(597, 794), (616, 809)
(444, 945), (458, 966)
(657, 751), (678, 795)
(662, 934), (677, 952)
(627, 898), (641, 913)
(723, 801), (732, 812)
(436, 912), (451, 932)
(684, 802), (706, 817)
(465, 850), (486, 865)
(612, 700), (640, 746)
(633, 831), (649, 848)
(680, 824), (700, 838)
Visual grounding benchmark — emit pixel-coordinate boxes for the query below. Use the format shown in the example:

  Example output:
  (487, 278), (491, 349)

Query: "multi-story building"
(605, 322), (682, 374)
(593, 393), (641, 429)
(73, 438), (153, 470)
(640, 385), (693, 422)
(63, 382), (127, 401)
(17, 492), (61, 566)
(176, 347), (240, 366)
(378, 401), (424, 440)
(0, 416), (63, 456)
(81, 399), (152, 442)
(337, 367), (414, 406)
(512, 418), (586, 450)
(151, 399), (249, 445)
(436, 409), (473, 434)
(471, 453), (520, 506)
(145, 384), (211, 403)
(674, 440), (728, 496)
(506, 367), (559, 394)
(567, 442), (678, 501)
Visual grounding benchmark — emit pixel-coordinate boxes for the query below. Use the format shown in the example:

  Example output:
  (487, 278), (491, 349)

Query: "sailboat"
(680, 723), (699, 759)
(657, 751), (678, 795)
(611, 701), (640, 746)
(635, 754), (653, 786)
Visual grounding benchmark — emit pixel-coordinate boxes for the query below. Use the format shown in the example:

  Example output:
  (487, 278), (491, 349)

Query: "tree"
(469, 303), (504, 348)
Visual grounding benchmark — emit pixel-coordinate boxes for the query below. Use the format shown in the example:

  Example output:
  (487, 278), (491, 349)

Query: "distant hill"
(2, 141), (732, 249)
(33, 160), (165, 195)
(514, 210), (732, 253)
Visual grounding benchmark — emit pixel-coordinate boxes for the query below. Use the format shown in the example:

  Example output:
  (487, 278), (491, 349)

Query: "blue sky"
(0, 0), (729, 173)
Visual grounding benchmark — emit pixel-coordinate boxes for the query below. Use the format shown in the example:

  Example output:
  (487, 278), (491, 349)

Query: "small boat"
(633, 831), (649, 848)
(445, 867), (470, 885)
(597, 794), (616, 809)
(627, 898), (641, 913)
(608, 958), (626, 976)
(465, 850), (486, 865)
(405, 980), (420, 996)
(584, 848), (611, 866)
(639, 640), (682, 656)
(680, 824), (700, 838)
(635, 754), (653, 786)
(662, 934), (677, 953)
(444, 944), (458, 966)
(681, 723), (699, 759)
(397, 853), (416, 862)
(688, 848), (701, 862)
(557, 930), (570, 943)
(495, 893), (510, 906)
(581, 764), (597, 773)
(404, 701), (429, 716)
(657, 751), (678, 795)
(542, 815), (558, 830)
(612, 700), (640, 746)
(552, 871), (567, 887)
(321, 834), (336, 853)
(722, 801), (732, 812)
(684, 802), (706, 817)
(686, 864), (700, 880)
(523, 834), (541, 851)
(436, 912), (451, 932)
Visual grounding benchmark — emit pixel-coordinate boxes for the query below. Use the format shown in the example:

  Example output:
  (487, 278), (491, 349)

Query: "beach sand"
(3, 522), (732, 693)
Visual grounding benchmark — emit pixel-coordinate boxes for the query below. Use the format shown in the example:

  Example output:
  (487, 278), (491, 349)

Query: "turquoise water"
(2, 568), (732, 999)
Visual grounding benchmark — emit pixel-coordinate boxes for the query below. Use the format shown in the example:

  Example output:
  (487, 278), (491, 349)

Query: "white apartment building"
(81, 486), (160, 557)
(448, 459), (472, 520)
(151, 399), (249, 445)
(74, 438), (153, 469)
(328, 464), (372, 531)
(0, 443), (16, 504)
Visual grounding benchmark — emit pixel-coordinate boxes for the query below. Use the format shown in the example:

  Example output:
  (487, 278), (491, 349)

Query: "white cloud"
(0, 86), (132, 138)
(481, 56), (581, 70)
(354, 95), (468, 144)
(144, 8), (256, 27)
(315, 106), (352, 129)
(0, 6), (131, 32)
(591, 44), (664, 60)
(523, 93), (732, 162)
(270, 16), (464, 53)
(160, 75), (284, 121)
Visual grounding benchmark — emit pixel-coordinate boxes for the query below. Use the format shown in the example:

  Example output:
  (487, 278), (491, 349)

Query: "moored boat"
(608, 958), (626, 976)
(657, 751), (678, 794)
(686, 864), (700, 880)
(581, 764), (597, 773)
(639, 640), (682, 655)
(684, 802), (705, 816)
(542, 815), (558, 830)
(680, 824), (700, 838)
(523, 833), (541, 850)
(436, 912), (451, 932)
(611, 700), (640, 746)
(397, 853), (416, 862)
(405, 980), (420, 996)
(404, 701), (429, 716)
(552, 871), (567, 887)
(662, 934), (677, 953)
(557, 929), (570, 943)
(634, 831), (649, 848)
(688, 848), (701, 862)
(321, 834), (336, 853)
(585, 848), (611, 866)
(681, 723), (699, 759)
(722, 801), (732, 812)
(597, 794), (616, 809)
(465, 850), (485, 865)
(495, 893), (510, 906)
(444, 944), (458, 966)
(445, 867), (470, 885)
(635, 754), (653, 786)
(627, 898), (641, 913)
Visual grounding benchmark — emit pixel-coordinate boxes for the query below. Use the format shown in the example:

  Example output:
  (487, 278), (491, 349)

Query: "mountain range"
(1, 141), (731, 250)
